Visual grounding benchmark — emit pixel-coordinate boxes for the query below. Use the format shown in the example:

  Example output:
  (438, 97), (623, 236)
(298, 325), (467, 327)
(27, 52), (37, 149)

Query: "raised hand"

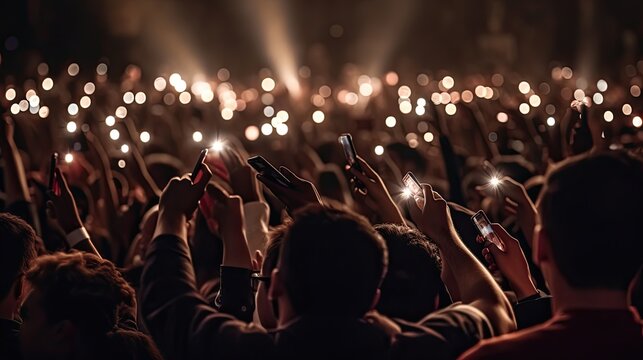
(256, 165), (321, 212)
(349, 156), (405, 225)
(477, 223), (538, 300)
(407, 184), (454, 245)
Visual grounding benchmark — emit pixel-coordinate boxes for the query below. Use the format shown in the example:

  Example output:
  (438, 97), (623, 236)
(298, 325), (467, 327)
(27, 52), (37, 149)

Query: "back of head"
(539, 151), (643, 290)
(24, 252), (138, 355)
(0, 213), (37, 301)
(280, 205), (387, 318)
(375, 224), (442, 321)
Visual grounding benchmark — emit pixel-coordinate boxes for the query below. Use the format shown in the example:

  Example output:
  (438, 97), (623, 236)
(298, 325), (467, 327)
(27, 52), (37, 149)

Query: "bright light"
(261, 78), (276, 92)
(66, 121), (77, 133)
(109, 129), (120, 140)
(417, 98), (427, 107)
(374, 145), (384, 156)
(261, 123), (273, 135)
(415, 106), (426, 116)
(402, 188), (413, 199)
(19, 100), (29, 112)
(169, 73), (182, 86)
(497, 112), (508, 123)
(345, 92), (359, 105)
(276, 123), (288, 136)
(115, 106), (127, 118)
(80, 96), (91, 109)
(211, 140), (224, 152)
(174, 80), (187, 92)
(604, 111), (614, 122)
(630, 85), (641, 97)
(10, 104), (20, 114)
(105, 115), (116, 127)
(135, 92), (146, 104)
(547, 117), (556, 126)
(28, 95), (40, 107)
(622, 104), (632, 115)
(385, 116), (396, 128)
(561, 67), (573, 79)
(529, 94), (541, 107)
(84, 82), (95, 95)
(399, 100), (412, 114)
(263, 106), (275, 117)
(519, 103), (530, 115)
(140, 131), (150, 143)
(67, 103), (79, 116)
(593, 93), (604, 105)
(518, 81), (530, 94)
(42, 78), (53, 91)
(385, 72), (399, 86)
(96, 63), (108, 75)
(489, 176), (501, 187)
(38, 106), (49, 118)
(633, 116), (642, 128)
(445, 103), (457, 115)
(423, 132), (434, 142)
(461, 90), (474, 103)
(64, 153), (74, 163)
(67, 63), (79, 76)
(312, 110), (325, 123)
(5, 88), (16, 101)
(398, 86), (411, 98)
(475, 85), (486, 98)
(277, 110), (289, 121)
(245, 126), (260, 141)
(221, 108), (233, 120)
(154, 77), (167, 91)
(118, 160), (126, 168)
(359, 83), (373, 97)
(573, 89), (585, 101)
(597, 79), (608, 92)
(192, 131), (203, 143)
(179, 92), (191, 104)
(442, 76), (455, 90)
(120, 144), (130, 153)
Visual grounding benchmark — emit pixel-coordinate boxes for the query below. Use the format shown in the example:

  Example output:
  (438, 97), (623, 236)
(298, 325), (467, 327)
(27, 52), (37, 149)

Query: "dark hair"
(539, 151), (643, 290)
(26, 252), (136, 335)
(280, 205), (387, 318)
(0, 213), (38, 299)
(374, 224), (443, 321)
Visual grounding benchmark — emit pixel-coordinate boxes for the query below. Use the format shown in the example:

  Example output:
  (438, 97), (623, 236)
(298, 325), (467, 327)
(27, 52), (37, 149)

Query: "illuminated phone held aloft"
(471, 210), (506, 252)
(402, 171), (423, 198)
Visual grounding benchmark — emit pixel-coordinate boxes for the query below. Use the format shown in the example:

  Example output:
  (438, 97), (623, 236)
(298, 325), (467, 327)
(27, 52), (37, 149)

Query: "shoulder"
(459, 324), (550, 360)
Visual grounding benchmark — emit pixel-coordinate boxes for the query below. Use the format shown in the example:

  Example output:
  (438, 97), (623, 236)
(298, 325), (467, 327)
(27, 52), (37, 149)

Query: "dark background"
(1, 0), (641, 81)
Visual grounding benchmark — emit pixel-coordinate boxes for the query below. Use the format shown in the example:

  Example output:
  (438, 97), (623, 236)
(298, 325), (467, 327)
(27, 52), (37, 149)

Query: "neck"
(552, 287), (629, 313)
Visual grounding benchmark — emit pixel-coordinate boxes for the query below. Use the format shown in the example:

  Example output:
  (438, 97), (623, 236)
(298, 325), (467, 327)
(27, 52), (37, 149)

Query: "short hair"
(539, 151), (643, 290)
(374, 224), (443, 321)
(0, 213), (38, 299)
(279, 205), (387, 318)
(25, 252), (136, 336)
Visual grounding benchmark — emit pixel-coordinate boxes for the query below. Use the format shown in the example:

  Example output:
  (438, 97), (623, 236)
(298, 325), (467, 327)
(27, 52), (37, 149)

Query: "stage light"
(84, 82), (95, 95)
(135, 92), (146, 104)
(140, 131), (151, 143)
(276, 123), (288, 136)
(96, 63), (108, 75)
(423, 132), (434, 143)
(519, 103), (530, 115)
(385, 116), (396, 128)
(115, 106), (127, 118)
(66, 121), (77, 133)
(603, 111), (613, 122)
(68, 63), (79, 76)
(80, 96), (91, 108)
(261, 78), (276, 92)
(118, 160), (126, 169)
(110, 129), (120, 140)
(622, 104), (632, 115)
(120, 144), (130, 154)
(5, 88), (16, 100)
(633, 116), (642, 128)
(497, 112), (508, 123)
(64, 153), (74, 163)
(529, 94), (541, 107)
(154, 77), (167, 91)
(518, 81), (530, 94)
(442, 76), (454, 90)
(261, 123), (273, 135)
(263, 106), (275, 117)
(547, 117), (556, 126)
(67, 103), (79, 116)
(374, 145), (384, 156)
(42, 78), (53, 91)
(192, 131), (203, 143)
(312, 110), (325, 123)
(445, 103), (457, 115)
(593, 93), (604, 104)
(105, 116), (116, 127)
(245, 126), (260, 141)
(38, 106), (49, 118)
(597, 79), (608, 92)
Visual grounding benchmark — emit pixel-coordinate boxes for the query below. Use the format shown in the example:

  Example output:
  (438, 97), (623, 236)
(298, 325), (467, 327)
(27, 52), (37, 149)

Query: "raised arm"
(408, 185), (516, 335)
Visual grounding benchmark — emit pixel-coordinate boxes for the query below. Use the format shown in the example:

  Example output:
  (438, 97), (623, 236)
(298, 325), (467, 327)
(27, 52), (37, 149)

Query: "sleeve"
(243, 201), (270, 254)
(393, 304), (494, 360)
(140, 234), (273, 360)
(513, 291), (552, 330)
(214, 266), (255, 322)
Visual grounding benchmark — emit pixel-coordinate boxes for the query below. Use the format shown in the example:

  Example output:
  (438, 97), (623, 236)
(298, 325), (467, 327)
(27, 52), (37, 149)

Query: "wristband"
(66, 227), (90, 248)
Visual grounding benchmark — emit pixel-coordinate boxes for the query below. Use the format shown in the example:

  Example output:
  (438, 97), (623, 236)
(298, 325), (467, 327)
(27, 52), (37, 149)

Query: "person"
(19, 251), (162, 360)
(460, 151), (643, 359)
(0, 213), (38, 360)
(374, 224), (447, 321)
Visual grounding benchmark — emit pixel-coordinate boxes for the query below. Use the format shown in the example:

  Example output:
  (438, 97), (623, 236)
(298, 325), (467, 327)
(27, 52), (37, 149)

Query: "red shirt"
(459, 308), (643, 360)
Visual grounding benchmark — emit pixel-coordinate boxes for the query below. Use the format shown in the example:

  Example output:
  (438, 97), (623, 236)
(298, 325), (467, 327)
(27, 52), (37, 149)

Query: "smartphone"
(402, 171), (423, 198)
(191, 148), (208, 182)
(471, 210), (506, 252)
(338, 134), (366, 192)
(48, 153), (60, 196)
(247, 155), (292, 188)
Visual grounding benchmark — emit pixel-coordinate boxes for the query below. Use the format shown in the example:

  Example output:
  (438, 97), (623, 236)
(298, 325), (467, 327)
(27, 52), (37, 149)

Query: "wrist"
(155, 209), (188, 239)
(61, 217), (84, 234)
(511, 279), (538, 300)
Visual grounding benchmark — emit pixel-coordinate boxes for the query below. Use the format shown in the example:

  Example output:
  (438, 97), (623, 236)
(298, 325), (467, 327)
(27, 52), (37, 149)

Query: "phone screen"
(248, 156), (292, 188)
(472, 210), (506, 252)
(402, 172), (423, 198)
(338, 134), (360, 169)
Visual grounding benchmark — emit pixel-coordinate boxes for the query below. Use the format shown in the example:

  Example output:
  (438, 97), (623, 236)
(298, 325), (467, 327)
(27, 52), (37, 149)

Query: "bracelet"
(66, 227), (90, 248)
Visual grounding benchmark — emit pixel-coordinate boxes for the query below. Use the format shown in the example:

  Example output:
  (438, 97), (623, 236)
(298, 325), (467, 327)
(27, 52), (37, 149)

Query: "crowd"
(1, 57), (642, 359)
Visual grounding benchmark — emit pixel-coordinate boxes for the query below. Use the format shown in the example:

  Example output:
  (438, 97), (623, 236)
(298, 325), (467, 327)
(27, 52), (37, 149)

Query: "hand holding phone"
(338, 134), (366, 193)
(48, 153), (61, 196)
(472, 210), (506, 252)
(402, 171), (423, 199)
(247, 156), (292, 188)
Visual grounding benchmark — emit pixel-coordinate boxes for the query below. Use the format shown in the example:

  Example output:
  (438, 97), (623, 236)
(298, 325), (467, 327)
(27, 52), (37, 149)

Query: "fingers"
(278, 166), (301, 182)
(355, 156), (378, 178)
(349, 166), (372, 186)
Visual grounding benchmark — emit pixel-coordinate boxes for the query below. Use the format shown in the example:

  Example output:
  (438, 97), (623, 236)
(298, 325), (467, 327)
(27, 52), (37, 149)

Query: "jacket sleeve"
(140, 234), (274, 360)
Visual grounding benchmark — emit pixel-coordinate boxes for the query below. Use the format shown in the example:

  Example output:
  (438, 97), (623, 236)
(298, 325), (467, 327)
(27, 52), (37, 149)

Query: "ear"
(267, 268), (284, 301)
(369, 288), (381, 311)
(533, 225), (551, 267)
